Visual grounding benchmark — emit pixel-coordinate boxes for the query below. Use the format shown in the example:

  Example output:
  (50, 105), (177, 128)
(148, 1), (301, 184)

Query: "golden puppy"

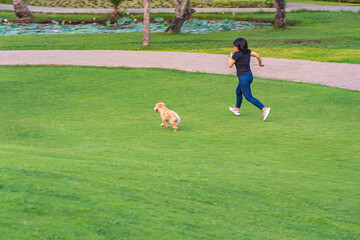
(153, 102), (181, 131)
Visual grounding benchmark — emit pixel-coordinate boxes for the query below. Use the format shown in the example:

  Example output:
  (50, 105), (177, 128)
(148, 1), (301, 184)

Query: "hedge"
(213, 0), (274, 8)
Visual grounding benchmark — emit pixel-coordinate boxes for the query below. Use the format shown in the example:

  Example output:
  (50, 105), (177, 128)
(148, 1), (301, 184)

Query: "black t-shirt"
(232, 49), (252, 76)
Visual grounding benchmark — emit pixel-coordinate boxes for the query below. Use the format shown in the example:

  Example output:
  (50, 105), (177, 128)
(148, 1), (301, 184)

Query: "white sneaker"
(262, 107), (271, 121)
(229, 106), (240, 116)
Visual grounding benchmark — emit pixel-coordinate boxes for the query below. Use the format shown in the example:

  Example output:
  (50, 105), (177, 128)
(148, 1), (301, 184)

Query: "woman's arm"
(228, 52), (236, 68)
(250, 51), (264, 67)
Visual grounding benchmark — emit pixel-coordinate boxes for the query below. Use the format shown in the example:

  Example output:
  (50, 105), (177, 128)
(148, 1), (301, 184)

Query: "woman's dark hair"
(233, 38), (248, 54)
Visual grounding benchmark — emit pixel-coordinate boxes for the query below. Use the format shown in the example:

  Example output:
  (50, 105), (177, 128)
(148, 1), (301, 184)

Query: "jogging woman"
(228, 37), (271, 121)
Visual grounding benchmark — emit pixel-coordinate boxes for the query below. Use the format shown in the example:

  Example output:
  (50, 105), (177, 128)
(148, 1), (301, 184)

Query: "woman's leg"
(239, 73), (265, 110)
(236, 83), (243, 109)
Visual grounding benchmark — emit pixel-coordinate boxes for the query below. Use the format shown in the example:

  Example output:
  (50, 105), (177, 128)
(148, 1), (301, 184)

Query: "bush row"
(213, 0), (273, 8)
(1, 0), (357, 8)
(0, 0), (12, 4)
(0, 0), (274, 8)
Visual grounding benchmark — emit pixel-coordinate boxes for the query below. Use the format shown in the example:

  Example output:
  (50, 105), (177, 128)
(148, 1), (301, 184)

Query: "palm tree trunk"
(142, 0), (151, 46)
(13, 0), (32, 22)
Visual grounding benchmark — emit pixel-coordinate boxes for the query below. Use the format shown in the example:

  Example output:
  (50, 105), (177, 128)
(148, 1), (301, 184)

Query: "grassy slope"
(0, 66), (359, 239)
(1, 11), (359, 63)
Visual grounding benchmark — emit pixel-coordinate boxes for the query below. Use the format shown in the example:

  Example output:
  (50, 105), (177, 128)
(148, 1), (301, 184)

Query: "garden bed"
(0, 17), (272, 35)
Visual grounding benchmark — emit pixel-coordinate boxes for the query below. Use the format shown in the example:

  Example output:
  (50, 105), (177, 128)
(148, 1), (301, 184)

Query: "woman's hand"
(229, 52), (234, 57)
(259, 64), (264, 67)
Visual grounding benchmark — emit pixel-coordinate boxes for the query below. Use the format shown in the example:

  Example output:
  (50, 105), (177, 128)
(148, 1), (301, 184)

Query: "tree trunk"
(142, 0), (151, 47)
(274, 0), (286, 29)
(112, 4), (120, 17)
(166, 0), (195, 33)
(13, 0), (32, 22)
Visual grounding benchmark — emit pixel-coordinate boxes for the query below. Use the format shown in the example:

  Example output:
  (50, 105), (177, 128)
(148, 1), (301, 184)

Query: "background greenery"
(0, 65), (359, 239)
(0, 0), (264, 8)
(213, 0), (273, 8)
(1, 10), (359, 63)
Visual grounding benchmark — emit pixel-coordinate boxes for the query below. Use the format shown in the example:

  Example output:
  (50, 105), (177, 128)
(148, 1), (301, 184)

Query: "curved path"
(0, 50), (359, 91)
(0, 2), (359, 13)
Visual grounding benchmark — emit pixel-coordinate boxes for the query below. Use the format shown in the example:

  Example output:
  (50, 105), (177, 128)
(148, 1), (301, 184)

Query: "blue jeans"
(236, 73), (264, 110)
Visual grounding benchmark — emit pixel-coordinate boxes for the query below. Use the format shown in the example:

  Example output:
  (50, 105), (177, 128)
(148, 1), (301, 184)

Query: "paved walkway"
(1, 2), (359, 13)
(0, 50), (359, 91)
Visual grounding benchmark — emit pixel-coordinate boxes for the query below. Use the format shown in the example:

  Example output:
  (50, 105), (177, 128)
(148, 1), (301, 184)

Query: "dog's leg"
(170, 121), (178, 131)
(162, 120), (169, 128)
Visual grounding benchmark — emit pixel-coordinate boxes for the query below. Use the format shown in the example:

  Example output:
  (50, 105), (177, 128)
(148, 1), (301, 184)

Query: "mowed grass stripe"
(0, 66), (359, 239)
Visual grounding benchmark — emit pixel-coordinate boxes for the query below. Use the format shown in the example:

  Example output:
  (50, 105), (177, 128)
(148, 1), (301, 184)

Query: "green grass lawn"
(1, 11), (359, 63)
(0, 66), (359, 239)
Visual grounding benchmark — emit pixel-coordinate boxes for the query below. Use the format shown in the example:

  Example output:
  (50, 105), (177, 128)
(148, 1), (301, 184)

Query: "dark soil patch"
(285, 40), (334, 44)
(188, 18), (297, 26)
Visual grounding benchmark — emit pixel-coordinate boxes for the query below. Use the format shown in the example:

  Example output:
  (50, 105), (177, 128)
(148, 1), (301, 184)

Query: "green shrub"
(264, 0), (274, 7)
(0, 0), (13, 4)
(213, 0), (271, 8)
(0, 0), (277, 8)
